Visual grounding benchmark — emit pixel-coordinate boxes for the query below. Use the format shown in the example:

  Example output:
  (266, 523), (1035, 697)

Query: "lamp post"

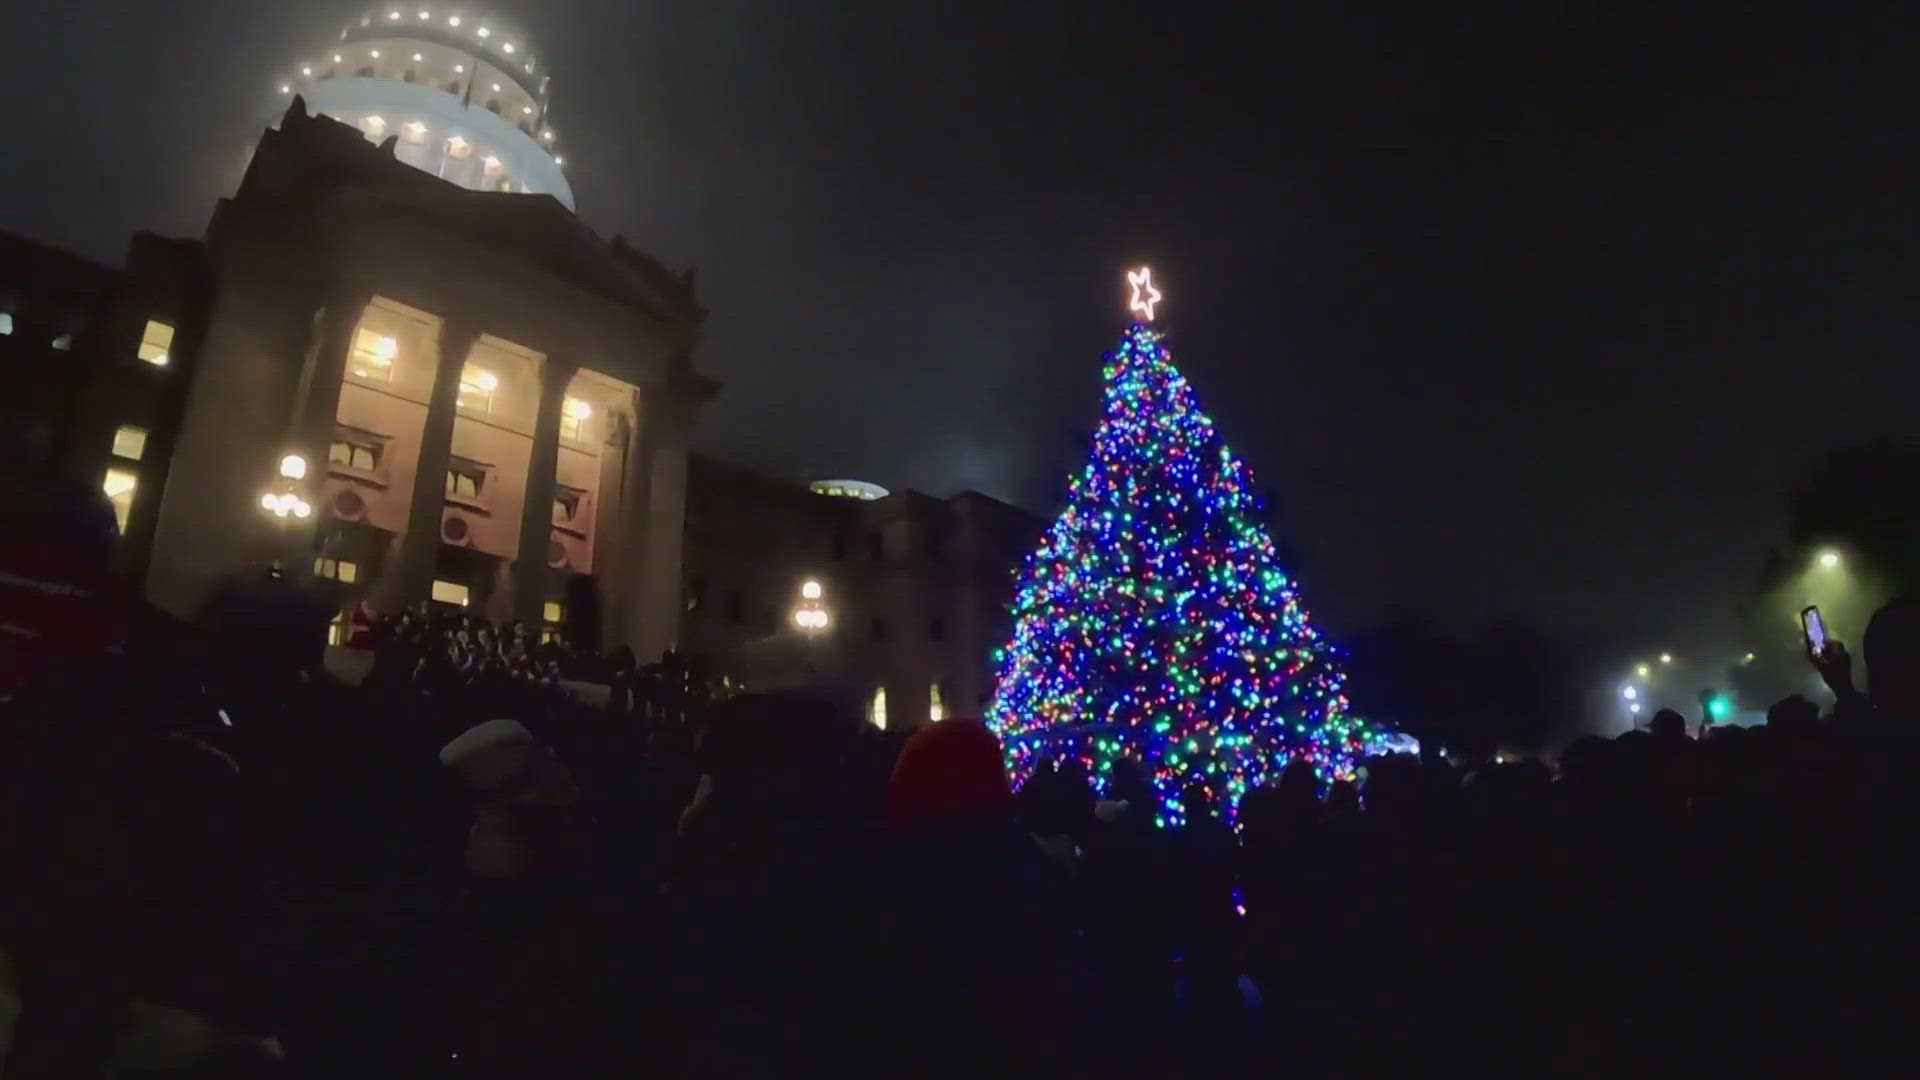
(791, 578), (829, 679)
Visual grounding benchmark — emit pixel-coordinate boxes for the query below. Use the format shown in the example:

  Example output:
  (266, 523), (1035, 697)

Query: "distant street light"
(1636, 663), (1651, 678)
(1629, 702), (1642, 715)
(793, 580), (829, 635)
(1659, 653), (1673, 665)
(1622, 686), (1638, 701)
(1817, 550), (1841, 570)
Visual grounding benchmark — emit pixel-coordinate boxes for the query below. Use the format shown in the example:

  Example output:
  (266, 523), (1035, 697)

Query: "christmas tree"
(987, 269), (1384, 826)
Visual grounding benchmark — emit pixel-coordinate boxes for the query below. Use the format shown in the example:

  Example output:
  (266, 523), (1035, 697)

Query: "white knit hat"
(438, 718), (534, 767)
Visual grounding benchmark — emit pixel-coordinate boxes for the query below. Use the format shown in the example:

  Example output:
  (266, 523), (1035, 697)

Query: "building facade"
(44, 97), (710, 658)
(680, 456), (1044, 731)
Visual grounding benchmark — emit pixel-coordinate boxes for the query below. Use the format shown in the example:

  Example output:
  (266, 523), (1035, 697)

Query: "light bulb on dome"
(448, 15), (461, 26)
(388, 10), (401, 20)
(418, 10), (429, 19)
(454, 63), (464, 72)
(332, 53), (342, 63)
(301, 66), (312, 76)
(369, 49), (380, 58)
(280, 84), (291, 94)
(478, 26), (491, 38)
(502, 42), (515, 54)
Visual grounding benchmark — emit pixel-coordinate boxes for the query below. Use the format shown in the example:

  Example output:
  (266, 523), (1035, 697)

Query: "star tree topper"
(1127, 266), (1163, 322)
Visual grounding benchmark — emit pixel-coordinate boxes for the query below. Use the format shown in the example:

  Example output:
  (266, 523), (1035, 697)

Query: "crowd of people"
(1, 485), (1915, 1075)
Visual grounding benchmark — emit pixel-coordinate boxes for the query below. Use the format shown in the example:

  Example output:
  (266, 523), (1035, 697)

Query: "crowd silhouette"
(1, 488), (1915, 1076)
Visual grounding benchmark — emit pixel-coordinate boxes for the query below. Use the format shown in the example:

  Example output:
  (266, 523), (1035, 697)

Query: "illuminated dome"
(273, 7), (572, 208)
(810, 479), (890, 501)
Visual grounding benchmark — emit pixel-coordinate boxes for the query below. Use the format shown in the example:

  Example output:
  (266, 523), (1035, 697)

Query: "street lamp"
(1636, 663), (1650, 678)
(1621, 685), (1637, 701)
(792, 579), (829, 635)
(1659, 653), (1673, 665)
(1817, 550), (1841, 570)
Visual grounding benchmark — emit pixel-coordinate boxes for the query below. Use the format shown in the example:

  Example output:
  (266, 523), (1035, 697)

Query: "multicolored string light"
(987, 320), (1388, 826)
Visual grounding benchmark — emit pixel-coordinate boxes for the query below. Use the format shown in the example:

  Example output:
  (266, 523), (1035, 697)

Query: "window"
(446, 135), (471, 159)
(552, 488), (581, 524)
(431, 580), (470, 606)
(929, 616), (945, 642)
(561, 397), (591, 440)
(137, 320), (174, 366)
(543, 601), (564, 624)
(51, 333), (72, 351)
(350, 327), (397, 380)
(402, 120), (429, 144)
(446, 461), (484, 500)
(314, 557), (359, 584)
(327, 612), (346, 646)
(111, 425), (148, 461)
(330, 437), (378, 472)
(102, 467), (137, 534)
(868, 532), (884, 561)
(868, 686), (888, 731)
(929, 683), (947, 723)
(870, 615), (886, 642)
(457, 364), (497, 411)
(0, 312), (12, 335)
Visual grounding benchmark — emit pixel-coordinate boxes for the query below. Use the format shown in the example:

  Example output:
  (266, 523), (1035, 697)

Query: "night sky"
(4, 2), (1915, 649)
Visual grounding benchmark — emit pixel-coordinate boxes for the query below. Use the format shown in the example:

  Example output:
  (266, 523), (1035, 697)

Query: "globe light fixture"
(279, 453), (308, 480)
(801, 579), (822, 600)
(1818, 550), (1841, 569)
(1659, 653), (1673, 665)
(1622, 686), (1637, 701)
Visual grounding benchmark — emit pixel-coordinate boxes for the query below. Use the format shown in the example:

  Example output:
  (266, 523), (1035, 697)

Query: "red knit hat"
(883, 719), (1015, 831)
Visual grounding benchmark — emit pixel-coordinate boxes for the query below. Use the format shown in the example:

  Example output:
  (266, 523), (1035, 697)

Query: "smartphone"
(1801, 605), (1827, 659)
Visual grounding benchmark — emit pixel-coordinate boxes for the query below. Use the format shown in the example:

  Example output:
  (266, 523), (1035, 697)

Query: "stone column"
(379, 320), (482, 611)
(589, 407), (635, 650)
(512, 357), (576, 625)
(280, 293), (367, 570)
(618, 383), (694, 663)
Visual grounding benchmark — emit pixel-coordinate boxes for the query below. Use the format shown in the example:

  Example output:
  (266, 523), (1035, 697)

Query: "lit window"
(403, 120), (428, 144)
(137, 320), (173, 366)
(51, 333), (72, 350)
(0, 312), (11, 335)
(360, 115), (387, 138)
(868, 686), (887, 730)
(102, 467), (137, 533)
(314, 557), (359, 584)
(481, 154), (503, 174)
(329, 438), (378, 471)
(929, 683), (946, 723)
(350, 327), (397, 380)
(543, 601), (564, 624)
(446, 461), (484, 499)
(560, 396), (591, 440)
(111, 425), (147, 461)
(446, 135), (471, 158)
(457, 365), (497, 411)
(327, 612), (346, 646)
(431, 580), (470, 606)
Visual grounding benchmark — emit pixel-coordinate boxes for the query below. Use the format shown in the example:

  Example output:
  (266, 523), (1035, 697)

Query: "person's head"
(1766, 693), (1820, 731)
(1649, 708), (1688, 740)
(884, 719), (1015, 831)
(1178, 780), (1216, 824)
(1863, 596), (1920, 719)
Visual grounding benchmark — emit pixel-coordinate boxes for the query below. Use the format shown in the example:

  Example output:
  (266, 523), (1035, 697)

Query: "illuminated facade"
(275, 7), (572, 207)
(53, 100), (710, 655)
(681, 456), (1042, 730)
